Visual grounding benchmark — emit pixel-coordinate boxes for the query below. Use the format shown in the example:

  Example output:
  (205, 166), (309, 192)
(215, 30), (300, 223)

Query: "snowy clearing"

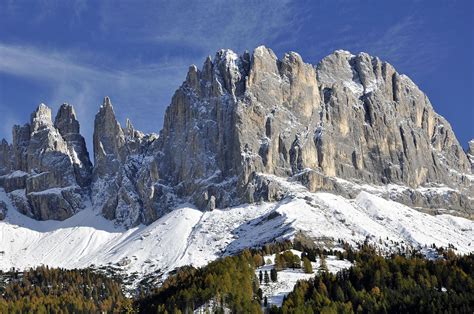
(256, 251), (352, 307)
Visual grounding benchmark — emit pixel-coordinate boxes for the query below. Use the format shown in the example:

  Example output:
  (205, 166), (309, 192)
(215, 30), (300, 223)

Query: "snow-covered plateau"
(0, 176), (473, 289)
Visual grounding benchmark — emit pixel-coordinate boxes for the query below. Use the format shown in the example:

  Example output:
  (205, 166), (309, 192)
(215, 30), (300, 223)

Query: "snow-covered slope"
(0, 179), (473, 288)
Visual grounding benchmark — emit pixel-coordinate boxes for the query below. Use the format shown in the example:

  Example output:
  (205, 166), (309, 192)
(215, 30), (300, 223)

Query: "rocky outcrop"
(0, 104), (92, 220)
(55, 104), (93, 187)
(0, 200), (6, 220)
(156, 50), (247, 210)
(315, 51), (471, 188)
(155, 46), (473, 215)
(467, 140), (474, 173)
(0, 139), (12, 175)
(91, 97), (160, 227)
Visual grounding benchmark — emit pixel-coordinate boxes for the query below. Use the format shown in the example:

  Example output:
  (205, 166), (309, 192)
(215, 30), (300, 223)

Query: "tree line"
(1, 239), (472, 313)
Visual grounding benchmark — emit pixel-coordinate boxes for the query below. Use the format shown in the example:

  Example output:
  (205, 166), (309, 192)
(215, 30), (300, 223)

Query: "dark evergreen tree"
(270, 268), (278, 282)
(264, 271), (270, 285)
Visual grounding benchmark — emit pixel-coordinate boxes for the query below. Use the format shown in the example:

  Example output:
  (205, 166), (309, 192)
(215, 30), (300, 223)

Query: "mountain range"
(0, 46), (473, 288)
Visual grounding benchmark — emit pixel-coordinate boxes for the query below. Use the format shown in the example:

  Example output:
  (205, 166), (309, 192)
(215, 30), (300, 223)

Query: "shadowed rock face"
(0, 46), (472, 225)
(55, 104), (93, 187)
(467, 140), (474, 173)
(91, 97), (159, 227)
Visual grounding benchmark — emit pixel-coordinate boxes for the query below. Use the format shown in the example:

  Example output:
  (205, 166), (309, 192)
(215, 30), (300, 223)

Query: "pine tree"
(303, 257), (313, 274)
(264, 271), (270, 285)
(270, 268), (278, 282)
(259, 270), (263, 284)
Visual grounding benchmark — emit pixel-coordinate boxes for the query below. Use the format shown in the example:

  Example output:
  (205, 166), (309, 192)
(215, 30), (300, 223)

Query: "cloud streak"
(0, 1), (298, 146)
(0, 43), (192, 147)
(97, 0), (294, 53)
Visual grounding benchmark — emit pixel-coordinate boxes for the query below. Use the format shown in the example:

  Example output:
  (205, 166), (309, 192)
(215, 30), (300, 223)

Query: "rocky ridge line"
(0, 46), (472, 226)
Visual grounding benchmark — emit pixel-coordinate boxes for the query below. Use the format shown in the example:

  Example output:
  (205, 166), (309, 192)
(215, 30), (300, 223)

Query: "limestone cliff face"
(315, 51), (470, 188)
(0, 139), (12, 176)
(0, 104), (92, 220)
(155, 46), (473, 214)
(0, 46), (472, 224)
(156, 50), (248, 209)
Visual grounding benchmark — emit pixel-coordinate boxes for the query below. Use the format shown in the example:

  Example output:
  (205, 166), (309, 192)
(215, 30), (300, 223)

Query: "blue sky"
(0, 0), (473, 149)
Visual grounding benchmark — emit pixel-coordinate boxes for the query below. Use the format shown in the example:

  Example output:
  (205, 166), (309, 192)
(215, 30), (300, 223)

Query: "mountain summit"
(0, 46), (472, 227)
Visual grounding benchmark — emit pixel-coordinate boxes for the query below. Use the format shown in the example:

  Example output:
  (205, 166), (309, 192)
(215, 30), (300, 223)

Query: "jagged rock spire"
(91, 96), (157, 227)
(55, 103), (93, 187)
(0, 139), (11, 175)
(30, 103), (53, 132)
(54, 103), (80, 135)
(93, 96), (125, 171)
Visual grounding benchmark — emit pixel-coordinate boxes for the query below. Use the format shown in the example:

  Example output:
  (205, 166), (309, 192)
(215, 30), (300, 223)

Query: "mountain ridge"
(0, 46), (472, 227)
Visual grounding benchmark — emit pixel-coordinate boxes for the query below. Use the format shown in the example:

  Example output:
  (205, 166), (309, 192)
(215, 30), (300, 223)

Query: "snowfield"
(0, 178), (473, 289)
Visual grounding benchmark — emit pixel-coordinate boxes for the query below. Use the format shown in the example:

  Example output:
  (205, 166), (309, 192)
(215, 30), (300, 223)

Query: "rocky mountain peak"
(103, 95), (113, 108)
(91, 96), (159, 227)
(124, 118), (145, 141)
(93, 97), (125, 170)
(185, 65), (200, 91)
(158, 46), (473, 216)
(55, 103), (92, 188)
(468, 140), (474, 153)
(30, 103), (53, 132)
(0, 103), (90, 221)
(54, 103), (80, 135)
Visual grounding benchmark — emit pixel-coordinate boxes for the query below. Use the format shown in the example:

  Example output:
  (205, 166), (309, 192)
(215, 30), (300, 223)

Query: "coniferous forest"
(0, 243), (473, 313)
(278, 246), (474, 314)
(0, 267), (132, 313)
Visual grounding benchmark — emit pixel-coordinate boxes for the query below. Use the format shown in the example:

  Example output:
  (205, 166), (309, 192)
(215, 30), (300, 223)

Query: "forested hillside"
(136, 242), (474, 313)
(0, 242), (472, 313)
(0, 267), (131, 313)
(278, 246), (474, 313)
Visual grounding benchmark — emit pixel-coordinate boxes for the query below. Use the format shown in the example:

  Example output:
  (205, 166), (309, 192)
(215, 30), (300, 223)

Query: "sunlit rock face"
(155, 46), (472, 215)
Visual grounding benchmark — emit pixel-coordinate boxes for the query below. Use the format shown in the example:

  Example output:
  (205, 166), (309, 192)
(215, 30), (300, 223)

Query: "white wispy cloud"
(0, 43), (191, 147)
(0, 1), (298, 146)
(97, 0), (294, 53)
(363, 16), (446, 73)
(0, 4), (439, 144)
